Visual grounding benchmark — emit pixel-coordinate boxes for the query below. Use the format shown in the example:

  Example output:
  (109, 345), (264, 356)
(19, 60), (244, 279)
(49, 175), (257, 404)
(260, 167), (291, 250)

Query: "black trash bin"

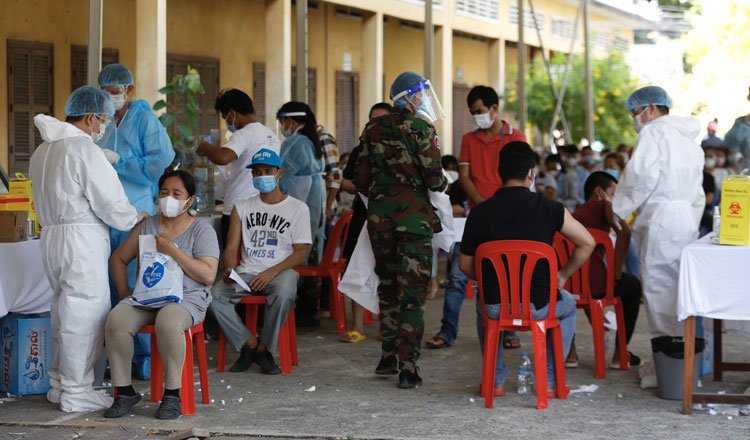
(651, 336), (705, 400)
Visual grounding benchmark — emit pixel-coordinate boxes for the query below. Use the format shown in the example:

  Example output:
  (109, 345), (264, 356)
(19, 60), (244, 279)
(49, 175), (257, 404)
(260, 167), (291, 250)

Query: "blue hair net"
(64, 86), (115, 117)
(390, 71), (426, 102)
(98, 63), (134, 87)
(626, 86), (673, 112)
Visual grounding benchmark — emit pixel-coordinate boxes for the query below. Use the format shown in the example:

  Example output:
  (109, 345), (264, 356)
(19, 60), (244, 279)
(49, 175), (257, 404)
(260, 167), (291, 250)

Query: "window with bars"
(509, 3), (546, 32)
(550, 16), (575, 39)
(291, 67), (318, 115)
(7, 40), (54, 175)
(252, 62), (318, 122)
(165, 54), (220, 138)
(455, 0), (498, 21)
(593, 29), (611, 50)
(613, 33), (629, 53)
(335, 71), (359, 154)
(70, 45), (119, 91)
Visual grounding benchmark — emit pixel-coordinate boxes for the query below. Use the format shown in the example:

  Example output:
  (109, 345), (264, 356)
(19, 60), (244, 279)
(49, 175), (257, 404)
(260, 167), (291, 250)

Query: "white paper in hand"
(229, 269), (253, 293)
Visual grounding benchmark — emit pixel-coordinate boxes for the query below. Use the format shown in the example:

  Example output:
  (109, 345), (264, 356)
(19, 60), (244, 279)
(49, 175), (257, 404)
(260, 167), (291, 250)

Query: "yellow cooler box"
(720, 175), (750, 246)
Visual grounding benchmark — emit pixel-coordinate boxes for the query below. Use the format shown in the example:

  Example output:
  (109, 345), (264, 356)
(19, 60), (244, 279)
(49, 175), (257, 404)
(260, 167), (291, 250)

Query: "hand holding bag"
(132, 235), (184, 306)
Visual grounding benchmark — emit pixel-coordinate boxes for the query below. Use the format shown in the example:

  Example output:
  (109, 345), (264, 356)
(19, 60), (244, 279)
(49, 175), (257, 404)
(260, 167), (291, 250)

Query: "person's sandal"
(503, 335), (521, 349)
(425, 333), (450, 349)
(156, 394), (181, 419)
(340, 330), (366, 343)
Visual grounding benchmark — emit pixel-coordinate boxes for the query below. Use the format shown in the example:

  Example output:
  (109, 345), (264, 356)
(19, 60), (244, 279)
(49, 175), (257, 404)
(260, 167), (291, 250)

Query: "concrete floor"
(1, 275), (749, 440)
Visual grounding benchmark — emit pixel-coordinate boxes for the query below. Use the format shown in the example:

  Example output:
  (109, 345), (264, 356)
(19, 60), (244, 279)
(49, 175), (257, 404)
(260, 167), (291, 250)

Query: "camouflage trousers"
(369, 230), (433, 371)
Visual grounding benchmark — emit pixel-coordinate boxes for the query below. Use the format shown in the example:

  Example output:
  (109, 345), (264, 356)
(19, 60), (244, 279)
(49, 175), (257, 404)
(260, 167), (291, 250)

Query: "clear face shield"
(275, 111), (307, 138)
(392, 79), (446, 123)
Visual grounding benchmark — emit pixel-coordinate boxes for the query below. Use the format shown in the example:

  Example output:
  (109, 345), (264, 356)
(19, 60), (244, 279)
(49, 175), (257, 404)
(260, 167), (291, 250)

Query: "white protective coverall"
(29, 115), (139, 412)
(612, 115), (704, 337)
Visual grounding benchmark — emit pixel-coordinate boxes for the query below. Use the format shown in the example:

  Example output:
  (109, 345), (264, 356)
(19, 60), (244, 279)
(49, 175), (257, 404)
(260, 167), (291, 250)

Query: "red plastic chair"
(296, 210), (353, 334)
(553, 229), (629, 379)
(475, 240), (570, 410)
(137, 322), (209, 416)
(216, 296), (298, 374)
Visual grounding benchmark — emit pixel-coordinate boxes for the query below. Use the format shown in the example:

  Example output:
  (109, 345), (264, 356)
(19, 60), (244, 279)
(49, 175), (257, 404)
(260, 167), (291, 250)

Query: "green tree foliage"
(505, 51), (639, 149)
(153, 66), (205, 151)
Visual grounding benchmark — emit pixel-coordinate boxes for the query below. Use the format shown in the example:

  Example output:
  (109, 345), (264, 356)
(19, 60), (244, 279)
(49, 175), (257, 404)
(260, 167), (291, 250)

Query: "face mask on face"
(705, 158), (717, 168)
(473, 109), (495, 130)
(159, 195), (190, 218)
(226, 111), (237, 133)
(111, 93), (127, 111)
(565, 157), (579, 168)
(90, 117), (107, 142)
(716, 156), (726, 167)
(632, 107), (649, 133)
(604, 169), (619, 181)
(253, 175), (278, 193)
(548, 169), (560, 178)
(583, 155), (596, 166)
(414, 95), (437, 122)
(729, 153), (742, 164)
(446, 170), (459, 183)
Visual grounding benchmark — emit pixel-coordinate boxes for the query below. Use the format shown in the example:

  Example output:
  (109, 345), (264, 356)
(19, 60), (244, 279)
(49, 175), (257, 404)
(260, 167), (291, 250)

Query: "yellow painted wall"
(167, 0), (266, 99)
(383, 17), (425, 101)
(452, 36), (490, 88)
(1, 0), (636, 173)
(0, 0), (136, 173)
(292, 3), (363, 133)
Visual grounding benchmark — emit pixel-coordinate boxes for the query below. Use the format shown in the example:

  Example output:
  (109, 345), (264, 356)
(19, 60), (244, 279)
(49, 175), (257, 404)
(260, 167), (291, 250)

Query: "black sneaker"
(398, 368), (423, 389)
(254, 349), (281, 375)
(375, 355), (398, 375)
(103, 393), (141, 418)
(156, 394), (181, 419)
(230, 344), (256, 372)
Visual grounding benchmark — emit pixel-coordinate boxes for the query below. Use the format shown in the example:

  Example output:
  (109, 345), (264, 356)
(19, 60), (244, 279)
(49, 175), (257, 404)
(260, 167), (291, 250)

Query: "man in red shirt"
(459, 86), (527, 207)
(458, 85), (526, 349)
(571, 171), (642, 368)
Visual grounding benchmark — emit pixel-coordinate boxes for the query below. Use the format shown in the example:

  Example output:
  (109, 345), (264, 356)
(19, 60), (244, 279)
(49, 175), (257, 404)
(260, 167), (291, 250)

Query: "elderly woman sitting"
(104, 170), (219, 419)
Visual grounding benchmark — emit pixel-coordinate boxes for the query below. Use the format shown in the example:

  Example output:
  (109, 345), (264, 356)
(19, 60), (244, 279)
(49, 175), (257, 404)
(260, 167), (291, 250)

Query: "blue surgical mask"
(253, 175), (277, 193)
(226, 111), (236, 133)
(281, 128), (293, 138)
(604, 169), (619, 181)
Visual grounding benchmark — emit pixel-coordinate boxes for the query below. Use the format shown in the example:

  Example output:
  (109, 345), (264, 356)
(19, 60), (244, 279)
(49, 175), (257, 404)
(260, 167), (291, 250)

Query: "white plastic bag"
(132, 235), (184, 306)
(339, 225), (381, 314)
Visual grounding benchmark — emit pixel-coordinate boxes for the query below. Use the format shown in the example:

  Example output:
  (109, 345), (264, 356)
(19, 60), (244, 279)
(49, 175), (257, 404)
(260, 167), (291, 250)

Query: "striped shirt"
(317, 125), (341, 190)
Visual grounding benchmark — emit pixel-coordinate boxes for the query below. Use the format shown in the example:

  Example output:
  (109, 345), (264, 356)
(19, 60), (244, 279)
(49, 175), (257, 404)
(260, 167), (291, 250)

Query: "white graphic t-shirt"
(223, 122), (281, 215)
(235, 195), (311, 275)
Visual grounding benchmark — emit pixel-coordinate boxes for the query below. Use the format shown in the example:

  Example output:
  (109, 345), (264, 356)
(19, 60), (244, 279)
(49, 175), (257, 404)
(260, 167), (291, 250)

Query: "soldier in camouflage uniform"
(353, 71), (447, 388)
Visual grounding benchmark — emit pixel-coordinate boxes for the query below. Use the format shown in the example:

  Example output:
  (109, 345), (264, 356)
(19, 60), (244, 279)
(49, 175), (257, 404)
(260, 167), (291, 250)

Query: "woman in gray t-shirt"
(104, 171), (219, 420)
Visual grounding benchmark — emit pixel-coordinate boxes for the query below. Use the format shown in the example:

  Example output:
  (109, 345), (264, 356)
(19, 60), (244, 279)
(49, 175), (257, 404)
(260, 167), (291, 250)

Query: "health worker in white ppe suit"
(29, 86), (148, 412)
(612, 86), (704, 341)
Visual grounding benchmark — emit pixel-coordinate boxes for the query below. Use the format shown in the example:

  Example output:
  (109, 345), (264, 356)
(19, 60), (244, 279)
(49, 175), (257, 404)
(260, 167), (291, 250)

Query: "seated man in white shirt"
(210, 149), (311, 374)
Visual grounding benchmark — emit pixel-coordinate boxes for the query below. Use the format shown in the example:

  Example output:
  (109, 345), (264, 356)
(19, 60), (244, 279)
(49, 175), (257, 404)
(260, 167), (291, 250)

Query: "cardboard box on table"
(0, 314), (53, 395)
(0, 211), (28, 242)
(720, 175), (750, 246)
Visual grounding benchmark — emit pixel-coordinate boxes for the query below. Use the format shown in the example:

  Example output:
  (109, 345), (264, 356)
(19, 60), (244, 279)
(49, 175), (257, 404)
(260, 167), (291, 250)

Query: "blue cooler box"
(1, 314), (53, 395)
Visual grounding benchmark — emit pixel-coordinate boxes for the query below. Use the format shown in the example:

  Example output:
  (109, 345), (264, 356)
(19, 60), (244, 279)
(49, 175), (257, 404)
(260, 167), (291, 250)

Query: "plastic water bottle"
(713, 206), (721, 235)
(518, 352), (534, 395)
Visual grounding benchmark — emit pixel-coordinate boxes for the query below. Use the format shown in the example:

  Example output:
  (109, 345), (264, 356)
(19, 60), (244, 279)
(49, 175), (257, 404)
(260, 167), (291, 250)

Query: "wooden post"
(682, 316), (696, 415)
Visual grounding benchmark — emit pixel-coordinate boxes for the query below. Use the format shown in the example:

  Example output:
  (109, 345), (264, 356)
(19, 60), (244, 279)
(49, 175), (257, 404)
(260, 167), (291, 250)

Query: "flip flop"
(340, 330), (366, 343)
(425, 333), (450, 349)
